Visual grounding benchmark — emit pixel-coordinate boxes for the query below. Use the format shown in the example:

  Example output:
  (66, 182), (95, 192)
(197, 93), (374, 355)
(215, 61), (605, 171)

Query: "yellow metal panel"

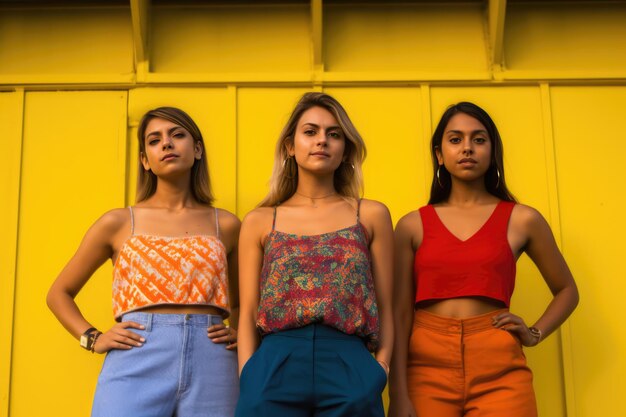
(127, 87), (236, 211)
(505, 4), (626, 75)
(0, 8), (134, 76)
(323, 87), (426, 223)
(550, 86), (626, 417)
(10, 91), (127, 417)
(236, 88), (310, 216)
(430, 86), (566, 417)
(324, 3), (489, 74)
(150, 5), (311, 74)
(0, 91), (24, 417)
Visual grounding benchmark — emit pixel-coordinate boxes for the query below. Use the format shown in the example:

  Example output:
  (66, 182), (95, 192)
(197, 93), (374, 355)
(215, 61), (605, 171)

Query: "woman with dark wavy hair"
(48, 107), (240, 417)
(389, 102), (579, 417)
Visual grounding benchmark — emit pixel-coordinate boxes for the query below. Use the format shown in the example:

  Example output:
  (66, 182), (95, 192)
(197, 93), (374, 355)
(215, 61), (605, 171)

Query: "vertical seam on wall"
(228, 85), (238, 215)
(420, 83), (432, 197)
(121, 91), (130, 207)
(3, 88), (26, 417)
(540, 82), (576, 417)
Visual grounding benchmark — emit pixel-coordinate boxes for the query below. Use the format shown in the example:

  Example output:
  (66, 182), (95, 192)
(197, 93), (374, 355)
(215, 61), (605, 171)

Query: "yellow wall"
(1, 1), (625, 416)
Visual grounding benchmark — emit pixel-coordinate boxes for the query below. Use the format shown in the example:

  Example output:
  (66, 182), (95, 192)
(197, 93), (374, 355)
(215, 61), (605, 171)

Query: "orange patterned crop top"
(112, 207), (230, 320)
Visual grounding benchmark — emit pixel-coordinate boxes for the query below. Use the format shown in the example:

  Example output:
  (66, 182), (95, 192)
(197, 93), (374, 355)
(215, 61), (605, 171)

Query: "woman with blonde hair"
(47, 107), (240, 417)
(236, 92), (394, 417)
(389, 102), (578, 417)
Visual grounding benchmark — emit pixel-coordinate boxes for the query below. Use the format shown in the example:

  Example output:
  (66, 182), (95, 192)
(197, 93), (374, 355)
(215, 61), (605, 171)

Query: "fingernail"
(137, 342), (143, 347)
(140, 337), (145, 342)
(140, 325), (145, 329)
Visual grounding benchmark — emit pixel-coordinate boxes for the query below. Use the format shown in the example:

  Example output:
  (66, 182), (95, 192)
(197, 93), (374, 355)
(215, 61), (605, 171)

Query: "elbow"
(46, 286), (58, 314)
(571, 284), (580, 310)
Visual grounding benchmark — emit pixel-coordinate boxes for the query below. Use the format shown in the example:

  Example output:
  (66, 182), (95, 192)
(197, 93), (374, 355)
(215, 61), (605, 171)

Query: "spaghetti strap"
(272, 206), (277, 231)
(356, 198), (362, 222)
(214, 207), (220, 238)
(128, 206), (135, 236)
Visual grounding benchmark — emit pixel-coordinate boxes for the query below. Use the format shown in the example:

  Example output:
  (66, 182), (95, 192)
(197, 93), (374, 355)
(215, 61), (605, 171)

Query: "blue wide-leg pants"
(235, 324), (386, 417)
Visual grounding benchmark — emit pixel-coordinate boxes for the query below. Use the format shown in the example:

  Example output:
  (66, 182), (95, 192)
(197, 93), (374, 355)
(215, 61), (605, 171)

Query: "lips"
(161, 153), (179, 161)
(310, 151), (330, 157)
(458, 158), (477, 164)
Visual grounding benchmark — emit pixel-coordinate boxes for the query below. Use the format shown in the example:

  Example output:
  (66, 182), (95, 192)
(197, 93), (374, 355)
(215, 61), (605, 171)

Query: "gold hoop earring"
(283, 155), (297, 179)
(495, 168), (501, 189)
(437, 166), (444, 188)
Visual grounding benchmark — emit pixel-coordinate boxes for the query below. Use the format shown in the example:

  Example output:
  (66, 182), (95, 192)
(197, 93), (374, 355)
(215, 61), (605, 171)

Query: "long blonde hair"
(136, 107), (214, 205)
(259, 92), (366, 207)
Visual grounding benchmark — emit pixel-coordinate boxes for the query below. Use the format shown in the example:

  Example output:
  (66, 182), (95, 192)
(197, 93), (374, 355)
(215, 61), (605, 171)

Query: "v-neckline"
(431, 201), (502, 243)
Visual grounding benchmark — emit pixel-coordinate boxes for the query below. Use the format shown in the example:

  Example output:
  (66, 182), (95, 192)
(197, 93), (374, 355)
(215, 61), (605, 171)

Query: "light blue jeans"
(92, 312), (239, 417)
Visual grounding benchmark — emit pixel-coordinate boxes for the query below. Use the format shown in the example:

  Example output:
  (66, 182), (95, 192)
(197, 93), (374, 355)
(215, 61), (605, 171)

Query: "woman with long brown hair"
(47, 107), (240, 417)
(236, 92), (394, 417)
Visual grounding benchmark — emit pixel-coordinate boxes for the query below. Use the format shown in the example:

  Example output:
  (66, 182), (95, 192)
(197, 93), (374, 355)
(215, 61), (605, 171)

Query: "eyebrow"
(445, 129), (488, 135)
(300, 122), (342, 131)
(146, 126), (184, 138)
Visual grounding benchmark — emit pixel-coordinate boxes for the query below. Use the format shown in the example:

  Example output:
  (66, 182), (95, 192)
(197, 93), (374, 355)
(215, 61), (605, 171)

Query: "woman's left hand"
(207, 323), (238, 350)
(492, 311), (539, 347)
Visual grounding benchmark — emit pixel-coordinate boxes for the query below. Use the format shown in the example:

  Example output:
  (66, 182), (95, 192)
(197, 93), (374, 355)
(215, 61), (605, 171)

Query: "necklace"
(295, 191), (337, 208)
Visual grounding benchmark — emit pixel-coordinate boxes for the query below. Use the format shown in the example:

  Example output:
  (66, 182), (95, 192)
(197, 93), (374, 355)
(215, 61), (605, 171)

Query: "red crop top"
(414, 201), (516, 307)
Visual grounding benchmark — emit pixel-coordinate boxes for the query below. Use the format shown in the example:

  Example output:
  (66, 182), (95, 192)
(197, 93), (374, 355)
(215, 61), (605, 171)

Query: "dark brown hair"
(429, 102), (516, 204)
(136, 107), (213, 204)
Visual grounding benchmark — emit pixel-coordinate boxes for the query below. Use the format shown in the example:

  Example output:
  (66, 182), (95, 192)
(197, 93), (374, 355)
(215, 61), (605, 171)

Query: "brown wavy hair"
(135, 107), (214, 205)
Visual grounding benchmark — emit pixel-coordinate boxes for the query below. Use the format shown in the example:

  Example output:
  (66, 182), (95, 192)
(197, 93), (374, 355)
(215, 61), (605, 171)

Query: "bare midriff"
(137, 304), (226, 317)
(416, 297), (506, 319)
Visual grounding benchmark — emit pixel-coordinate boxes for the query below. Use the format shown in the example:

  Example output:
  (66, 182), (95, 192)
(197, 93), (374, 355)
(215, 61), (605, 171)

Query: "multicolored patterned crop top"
(257, 200), (380, 351)
(112, 207), (230, 320)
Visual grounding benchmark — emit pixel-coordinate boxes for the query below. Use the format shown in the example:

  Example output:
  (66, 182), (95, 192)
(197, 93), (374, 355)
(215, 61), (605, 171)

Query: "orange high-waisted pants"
(407, 309), (537, 417)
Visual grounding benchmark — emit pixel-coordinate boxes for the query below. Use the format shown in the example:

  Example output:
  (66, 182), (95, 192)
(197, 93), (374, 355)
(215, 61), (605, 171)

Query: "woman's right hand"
(92, 321), (145, 354)
(388, 395), (418, 417)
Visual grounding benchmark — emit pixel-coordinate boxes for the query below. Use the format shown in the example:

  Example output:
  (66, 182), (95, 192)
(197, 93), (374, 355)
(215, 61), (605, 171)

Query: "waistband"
(264, 323), (362, 342)
(414, 308), (508, 335)
(121, 312), (223, 331)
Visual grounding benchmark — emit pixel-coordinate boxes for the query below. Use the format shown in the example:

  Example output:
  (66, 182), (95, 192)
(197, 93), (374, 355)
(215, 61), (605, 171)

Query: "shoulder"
(242, 206), (275, 226)
(79, 208), (130, 249)
(396, 209), (423, 232)
(395, 209), (424, 250)
(215, 208), (241, 229)
(511, 203), (547, 228)
(94, 208), (131, 234)
(358, 198), (391, 219)
(240, 207), (275, 247)
(215, 207), (241, 242)
(241, 207), (275, 235)
(357, 199), (392, 242)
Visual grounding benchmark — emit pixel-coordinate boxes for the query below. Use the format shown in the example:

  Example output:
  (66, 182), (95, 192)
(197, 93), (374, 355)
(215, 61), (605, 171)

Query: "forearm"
(237, 311), (260, 374)
(228, 306), (240, 330)
(375, 304), (394, 366)
(532, 284), (579, 341)
(46, 288), (94, 339)
(389, 302), (413, 397)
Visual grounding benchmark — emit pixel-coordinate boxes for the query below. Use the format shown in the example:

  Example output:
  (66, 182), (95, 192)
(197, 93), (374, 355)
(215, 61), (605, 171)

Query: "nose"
(462, 137), (473, 155)
(316, 131), (328, 146)
(162, 135), (174, 149)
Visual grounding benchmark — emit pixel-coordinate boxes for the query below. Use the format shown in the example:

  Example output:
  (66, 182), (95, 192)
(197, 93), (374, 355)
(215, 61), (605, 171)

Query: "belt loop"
(145, 313), (153, 332)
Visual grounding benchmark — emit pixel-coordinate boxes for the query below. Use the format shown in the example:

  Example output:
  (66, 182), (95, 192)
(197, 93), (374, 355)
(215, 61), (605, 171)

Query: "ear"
(140, 152), (151, 171)
(435, 146), (444, 166)
(194, 141), (203, 160)
(285, 140), (295, 157)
